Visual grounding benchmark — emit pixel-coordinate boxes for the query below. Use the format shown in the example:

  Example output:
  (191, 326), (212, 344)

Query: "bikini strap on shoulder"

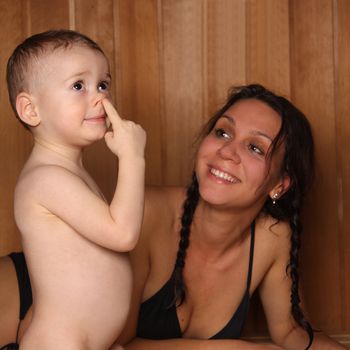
(246, 221), (255, 290)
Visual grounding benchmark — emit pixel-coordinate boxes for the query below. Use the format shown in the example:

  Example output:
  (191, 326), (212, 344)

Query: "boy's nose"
(92, 90), (108, 106)
(217, 142), (241, 164)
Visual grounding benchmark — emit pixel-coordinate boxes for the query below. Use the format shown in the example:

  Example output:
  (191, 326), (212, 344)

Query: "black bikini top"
(137, 222), (255, 340)
(0, 252), (32, 350)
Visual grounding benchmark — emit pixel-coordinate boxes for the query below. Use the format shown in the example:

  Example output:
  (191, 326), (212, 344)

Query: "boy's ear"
(16, 92), (41, 127)
(269, 174), (291, 201)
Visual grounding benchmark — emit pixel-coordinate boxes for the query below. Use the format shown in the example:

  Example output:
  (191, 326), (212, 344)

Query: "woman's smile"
(209, 167), (240, 184)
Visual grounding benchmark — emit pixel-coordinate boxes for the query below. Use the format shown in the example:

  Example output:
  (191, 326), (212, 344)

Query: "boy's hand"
(102, 99), (146, 159)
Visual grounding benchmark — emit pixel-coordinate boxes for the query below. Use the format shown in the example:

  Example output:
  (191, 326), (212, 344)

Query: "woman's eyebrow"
(221, 114), (273, 142)
(253, 131), (273, 142)
(221, 114), (235, 124)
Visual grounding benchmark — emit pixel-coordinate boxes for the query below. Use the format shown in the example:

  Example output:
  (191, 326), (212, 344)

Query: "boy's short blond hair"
(6, 29), (106, 129)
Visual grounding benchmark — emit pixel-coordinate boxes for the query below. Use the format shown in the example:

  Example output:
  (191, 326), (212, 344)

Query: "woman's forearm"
(281, 328), (347, 350)
(122, 337), (283, 350)
(310, 332), (347, 350)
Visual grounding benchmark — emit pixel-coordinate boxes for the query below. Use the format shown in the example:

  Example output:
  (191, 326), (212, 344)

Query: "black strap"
(0, 343), (19, 349)
(9, 252), (32, 320)
(8, 252), (33, 347)
(246, 221), (255, 291)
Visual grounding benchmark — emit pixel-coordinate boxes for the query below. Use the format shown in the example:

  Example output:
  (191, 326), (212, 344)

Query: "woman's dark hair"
(170, 84), (314, 349)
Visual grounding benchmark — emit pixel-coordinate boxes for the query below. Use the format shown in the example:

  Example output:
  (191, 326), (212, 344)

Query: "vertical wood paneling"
(74, 0), (115, 81)
(28, 0), (70, 33)
(334, 0), (350, 329)
(0, 0), (32, 253)
(246, 0), (291, 96)
(290, 0), (342, 330)
(74, 0), (117, 201)
(206, 0), (246, 116)
(115, 0), (163, 185)
(160, 0), (205, 185)
(0, 0), (349, 336)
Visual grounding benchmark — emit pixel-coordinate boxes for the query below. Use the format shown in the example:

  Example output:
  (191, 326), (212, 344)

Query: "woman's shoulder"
(255, 215), (291, 255)
(139, 186), (185, 242)
(144, 185), (185, 221)
(130, 186), (184, 289)
(250, 216), (292, 292)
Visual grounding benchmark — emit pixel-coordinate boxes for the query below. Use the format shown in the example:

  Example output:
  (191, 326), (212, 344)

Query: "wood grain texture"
(115, 0), (163, 185)
(28, 0), (70, 33)
(334, 0), (350, 330)
(206, 0), (246, 116)
(246, 0), (290, 96)
(0, 0), (349, 335)
(0, 0), (33, 253)
(290, 0), (342, 330)
(159, 0), (206, 185)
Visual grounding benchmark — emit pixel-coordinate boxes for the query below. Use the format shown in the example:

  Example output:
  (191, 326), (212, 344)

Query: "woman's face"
(195, 98), (288, 210)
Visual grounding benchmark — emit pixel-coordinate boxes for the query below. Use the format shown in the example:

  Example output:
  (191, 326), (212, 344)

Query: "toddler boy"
(6, 30), (146, 350)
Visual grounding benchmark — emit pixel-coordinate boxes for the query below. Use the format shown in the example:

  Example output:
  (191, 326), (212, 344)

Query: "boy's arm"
(103, 99), (146, 251)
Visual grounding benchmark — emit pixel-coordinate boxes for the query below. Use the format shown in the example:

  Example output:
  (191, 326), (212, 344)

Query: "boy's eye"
(98, 81), (109, 91)
(214, 128), (230, 139)
(73, 81), (84, 91)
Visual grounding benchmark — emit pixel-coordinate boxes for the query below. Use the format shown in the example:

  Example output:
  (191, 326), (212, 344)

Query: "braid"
(288, 198), (314, 349)
(169, 172), (199, 308)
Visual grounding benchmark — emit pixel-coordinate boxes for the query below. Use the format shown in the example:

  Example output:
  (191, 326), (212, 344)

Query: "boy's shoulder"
(16, 163), (83, 198)
(19, 163), (78, 182)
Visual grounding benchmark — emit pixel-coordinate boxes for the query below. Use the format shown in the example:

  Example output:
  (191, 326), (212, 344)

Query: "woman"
(116, 84), (345, 349)
(0, 85), (345, 349)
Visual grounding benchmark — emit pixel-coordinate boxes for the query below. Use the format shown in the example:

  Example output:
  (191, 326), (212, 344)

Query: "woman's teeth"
(210, 168), (238, 183)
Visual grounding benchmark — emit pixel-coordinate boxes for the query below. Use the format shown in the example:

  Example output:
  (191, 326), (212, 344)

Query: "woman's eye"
(214, 128), (230, 139)
(248, 144), (264, 156)
(73, 81), (84, 91)
(98, 81), (109, 91)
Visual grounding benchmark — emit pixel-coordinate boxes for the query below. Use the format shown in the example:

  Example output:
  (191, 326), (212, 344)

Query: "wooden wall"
(0, 0), (349, 339)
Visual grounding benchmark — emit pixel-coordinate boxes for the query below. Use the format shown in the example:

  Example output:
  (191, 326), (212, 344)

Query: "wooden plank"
(290, 0), (342, 331)
(74, 0), (115, 67)
(28, 0), (70, 33)
(334, 0), (350, 330)
(115, 0), (163, 185)
(160, 0), (205, 185)
(246, 0), (290, 97)
(206, 0), (246, 117)
(0, 0), (32, 254)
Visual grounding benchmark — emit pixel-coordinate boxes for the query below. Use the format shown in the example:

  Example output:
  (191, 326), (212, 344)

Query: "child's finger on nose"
(102, 99), (123, 127)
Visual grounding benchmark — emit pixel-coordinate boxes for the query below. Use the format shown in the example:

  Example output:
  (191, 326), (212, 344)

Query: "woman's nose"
(217, 142), (241, 163)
